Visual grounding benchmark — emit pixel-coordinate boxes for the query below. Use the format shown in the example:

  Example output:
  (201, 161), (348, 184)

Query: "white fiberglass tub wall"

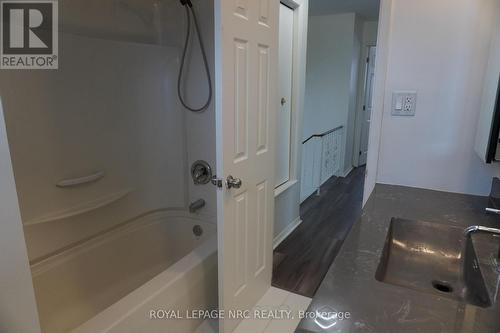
(32, 212), (217, 333)
(0, 0), (216, 262)
(0, 0), (216, 332)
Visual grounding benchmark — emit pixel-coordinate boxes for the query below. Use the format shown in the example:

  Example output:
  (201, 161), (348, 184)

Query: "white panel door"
(359, 46), (376, 166)
(275, 4), (294, 187)
(215, 0), (279, 332)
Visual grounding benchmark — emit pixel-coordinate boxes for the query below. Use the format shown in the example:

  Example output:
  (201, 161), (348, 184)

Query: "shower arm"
(179, 0), (192, 7)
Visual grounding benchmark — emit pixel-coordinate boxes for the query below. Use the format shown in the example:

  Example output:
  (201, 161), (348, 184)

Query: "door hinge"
(363, 105), (366, 111)
(366, 57), (370, 63)
(359, 151), (362, 156)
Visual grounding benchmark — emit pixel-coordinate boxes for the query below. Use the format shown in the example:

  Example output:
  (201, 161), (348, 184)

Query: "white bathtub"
(31, 211), (218, 333)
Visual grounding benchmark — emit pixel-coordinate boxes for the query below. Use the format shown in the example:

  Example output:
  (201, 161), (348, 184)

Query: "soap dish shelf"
(56, 171), (105, 188)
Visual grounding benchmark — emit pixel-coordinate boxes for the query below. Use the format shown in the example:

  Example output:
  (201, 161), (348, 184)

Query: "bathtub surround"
(2, 33), (188, 261)
(0, 0), (216, 263)
(0, 0), (217, 332)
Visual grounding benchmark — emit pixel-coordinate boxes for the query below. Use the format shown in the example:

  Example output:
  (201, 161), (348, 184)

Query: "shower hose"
(177, 4), (212, 112)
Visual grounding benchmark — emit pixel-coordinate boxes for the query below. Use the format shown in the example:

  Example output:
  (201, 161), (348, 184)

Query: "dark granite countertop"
(296, 184), (500, 333)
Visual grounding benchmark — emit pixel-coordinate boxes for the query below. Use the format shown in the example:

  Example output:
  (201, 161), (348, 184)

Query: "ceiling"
(309, 0), (381, 19)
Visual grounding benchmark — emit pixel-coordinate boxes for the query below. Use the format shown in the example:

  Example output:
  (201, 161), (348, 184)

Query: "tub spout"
(189, 199), (205, 213)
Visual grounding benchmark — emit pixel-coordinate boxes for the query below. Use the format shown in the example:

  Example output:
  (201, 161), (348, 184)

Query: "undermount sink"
(375, 218), (492, 308)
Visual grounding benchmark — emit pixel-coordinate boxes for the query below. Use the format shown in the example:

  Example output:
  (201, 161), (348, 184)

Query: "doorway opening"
(273, 0), (381, 297)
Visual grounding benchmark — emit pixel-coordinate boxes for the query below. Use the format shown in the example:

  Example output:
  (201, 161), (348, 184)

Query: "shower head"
(179, 0), (192, 7)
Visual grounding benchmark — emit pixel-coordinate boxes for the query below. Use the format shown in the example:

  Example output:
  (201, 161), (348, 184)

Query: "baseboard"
(273, 217), (302, 250)
(341, 166), (354, 178)
(300, 187), (317, 204)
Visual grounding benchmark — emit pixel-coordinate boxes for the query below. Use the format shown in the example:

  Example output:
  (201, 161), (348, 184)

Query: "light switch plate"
(392, 91), (417, 116)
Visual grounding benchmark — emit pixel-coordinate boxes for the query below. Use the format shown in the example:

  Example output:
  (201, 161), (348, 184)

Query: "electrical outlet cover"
(392, 91), (417, 116)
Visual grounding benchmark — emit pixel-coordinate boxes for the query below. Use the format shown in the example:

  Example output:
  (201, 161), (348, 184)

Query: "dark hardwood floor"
(272, 166), (365, 297)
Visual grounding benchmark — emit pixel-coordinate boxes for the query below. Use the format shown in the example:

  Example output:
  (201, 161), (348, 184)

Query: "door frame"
(275, 2), (295, 189)
(274, 0), (308, 198)
(353, 43), (376, 167)
(363, 0), (394, 205)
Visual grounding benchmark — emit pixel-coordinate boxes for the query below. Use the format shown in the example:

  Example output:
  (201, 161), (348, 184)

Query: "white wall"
(274, 0), (309, 242)
(375, 0), (500, 196)
(303, 13), (367, 177)
(362, 21), (379, 44)
(303, 13), (355, 144)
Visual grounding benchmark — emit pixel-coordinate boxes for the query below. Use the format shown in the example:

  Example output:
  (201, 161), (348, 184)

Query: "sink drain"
(432, 280), (453, 293)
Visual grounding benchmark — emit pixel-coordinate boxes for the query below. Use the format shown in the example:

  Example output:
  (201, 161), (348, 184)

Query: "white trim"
(274, 179), (298, 197)
(363, 0), (393, 205)
(278, 0), (308, 199)
(273, 217), (302, 249)
(341, 166), (354, 178)
(299, 188), (316, 204)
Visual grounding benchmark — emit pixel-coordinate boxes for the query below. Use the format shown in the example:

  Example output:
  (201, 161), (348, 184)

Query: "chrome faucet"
(464, 225), (500, 272)
(464, 225), (500, 237)
(485, 207), (500, 215)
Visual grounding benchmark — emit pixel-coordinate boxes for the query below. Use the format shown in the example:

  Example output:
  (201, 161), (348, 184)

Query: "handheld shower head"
(179, 0), (192, 7)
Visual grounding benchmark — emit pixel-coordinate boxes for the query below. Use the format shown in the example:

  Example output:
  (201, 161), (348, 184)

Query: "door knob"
(226, 175), (242, 189)
(281, 97), (286, 106)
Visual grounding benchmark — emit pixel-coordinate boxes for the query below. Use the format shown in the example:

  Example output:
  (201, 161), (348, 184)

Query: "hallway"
(272, 167), (366, 297)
